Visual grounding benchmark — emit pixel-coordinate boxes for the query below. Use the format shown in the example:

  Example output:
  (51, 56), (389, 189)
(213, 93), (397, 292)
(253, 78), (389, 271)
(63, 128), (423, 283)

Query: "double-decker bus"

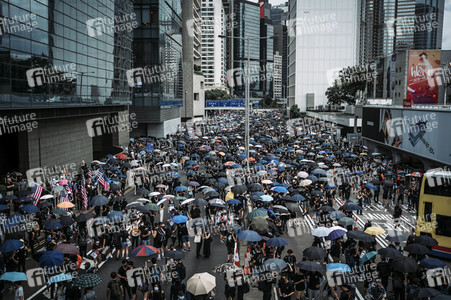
(416, 170), (451, 259)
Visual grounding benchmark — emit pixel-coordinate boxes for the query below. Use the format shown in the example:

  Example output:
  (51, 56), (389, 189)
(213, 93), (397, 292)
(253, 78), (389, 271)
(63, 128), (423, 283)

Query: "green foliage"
(259, 95), (275, 108)
(290, 104), (302, 119)
(205, 89), (234, 100)
(325, 66), (367, 106)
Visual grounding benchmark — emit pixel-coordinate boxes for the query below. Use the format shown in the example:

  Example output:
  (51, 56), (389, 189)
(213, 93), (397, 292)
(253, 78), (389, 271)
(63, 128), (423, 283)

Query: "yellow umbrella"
(360, 153), (368, 156)
(218, 152), (225, 156)
(364, 226), (385, 235)
(225, 191), (234, 202)
(57, 202), (75, 208)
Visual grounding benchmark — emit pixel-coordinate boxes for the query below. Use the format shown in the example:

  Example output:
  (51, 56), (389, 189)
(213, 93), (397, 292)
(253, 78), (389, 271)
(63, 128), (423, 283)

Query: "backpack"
(109, 280), (122, 299)
(179, 263), (186, 280)
(79, 235), (87, 247)
(242, 281), (250, 294)
(66, 282), (82, 300)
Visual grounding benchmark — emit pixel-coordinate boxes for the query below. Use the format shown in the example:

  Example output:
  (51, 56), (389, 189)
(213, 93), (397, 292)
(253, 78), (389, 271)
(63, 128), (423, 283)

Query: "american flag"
(60, 190), (70, 203)
(97, 167), (110, 192)
(82, 173), (88, 210)
(86, 169), (93, 184)
(31, 183), (43, 206)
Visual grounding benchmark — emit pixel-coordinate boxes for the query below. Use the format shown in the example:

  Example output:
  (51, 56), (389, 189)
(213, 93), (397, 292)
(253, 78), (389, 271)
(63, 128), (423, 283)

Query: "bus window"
(424, 176), (451, 197)
(436, 215), (451, 238)
(424, 202), (432, 222)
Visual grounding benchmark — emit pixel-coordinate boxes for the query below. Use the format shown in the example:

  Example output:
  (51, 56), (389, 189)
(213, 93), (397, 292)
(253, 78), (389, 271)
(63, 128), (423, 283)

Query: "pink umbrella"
(59, 179), (68, 185)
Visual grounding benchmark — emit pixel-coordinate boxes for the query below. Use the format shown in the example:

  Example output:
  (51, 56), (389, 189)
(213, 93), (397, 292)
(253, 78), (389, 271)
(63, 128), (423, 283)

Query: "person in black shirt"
(292, 268), (306, 300)
(308, 271), (321, 300)
(283, 249), (297, 279)
(331, 284), (355, 300)
(278, 274), (295, 299)
(116, 260), (131, 299)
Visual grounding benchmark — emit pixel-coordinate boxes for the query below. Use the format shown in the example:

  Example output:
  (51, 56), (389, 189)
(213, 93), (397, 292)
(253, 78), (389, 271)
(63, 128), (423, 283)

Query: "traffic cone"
(234, 242), (240, 268)
(244, 246), (251, 274)
(354, 216), (359, 230)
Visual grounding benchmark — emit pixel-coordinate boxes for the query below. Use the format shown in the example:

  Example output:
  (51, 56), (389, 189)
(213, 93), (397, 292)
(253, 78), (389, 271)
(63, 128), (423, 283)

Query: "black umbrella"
(415, 236), (438, 247)
(59, 216), (75, 226)
(193, 199), (208, 207)
(378, 247), (403, 259)
(391, 256), (418, 273)
(76, 212), (94, 223)
(303, 246), (326, 260)
(205, 191), (219, 198)
(319, 205), (335, 212)
(386, 233), (407, 243)
(91, 195), (109, 207)
(311, 190), (324, 197)
(383, 180), (394, 187)
(412, 288), (441, 299)
(249, 183), (264, 192)
(231, 185), (247, 194)
(296, 261), (325, 273)
(404, 243), (429, 255)
(136, 188), (150, 195)
(165, 250), (185, 260)
(346, 230), (374, 243)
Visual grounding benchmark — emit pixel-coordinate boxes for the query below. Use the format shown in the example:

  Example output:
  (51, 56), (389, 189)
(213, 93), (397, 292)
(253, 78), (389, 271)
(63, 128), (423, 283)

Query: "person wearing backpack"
(78, 232), (88, 258)
(107, 272), (124, 300)
(65, 281), (81, 300)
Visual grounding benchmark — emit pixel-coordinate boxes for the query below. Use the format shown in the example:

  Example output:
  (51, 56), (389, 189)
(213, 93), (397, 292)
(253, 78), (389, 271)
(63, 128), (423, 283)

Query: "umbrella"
(420, 258), (446, 269)
(250, 217), (270, 233)
(365, 184), (378, 190)
(212, 263), (240, 273)
(145, 203), (160, 212)
(415, 236), (438, 247)
(312, 227), (331, 237)
(73, 273), (103, 288)
(338, 217), (354, 227)
(148, 192), (161, 197)
(412, 288), (441, 299)
(391, 256), (418, 273)
(378, 247), (403, 259)
(40, 251), (64, 268)
(260, 195), (274, 202)
(21, 204), (40, 213)
(227, 199), (241, 205)
(131, 245), (158, 256)
(266, 237), (288, 247)
(76, 212), (94, 223)
(136, 188), (150, 195)
(48, 273), (74, 284)
(329, 211), (346, 220)
(339, 204), (362, 211)
(51, 208), (67, 216)
(303, 246), (326, 260)
(91, 195), (109, 206)
(174, 186), (188, 192)
(107, 211), (123, 221)
(385, 232), (407, 243)
(346, 230), (375, 242)
(59, 216), (75, 226)
(165, 250), (185, 260)
(327, 263), (352, 273)
(364, 227), (385, 236)
(404, 243), (429, 255)
(57, 202), (75, 209)
(194, 199), (208, 207)
(172, 215), (189, 224)
(246, 208), (267, 220)
(300, 179), (313, 187)
(0, 204), (9, 211)
(263, 258), (287, 271)
(44, 220), (63, 231)
(187, 272), (216, 296)
(273, 186), (288, 194)
(360, 251), (377, 264)
(297, 261), (325, 273)
(54, 244), (79, 255)
(319, 205), (335, 213)
(0, 240), (24, 253)
(231, 185), (247, 194)
(327, 228), (347, 240)
(237, 230), (262, 242)
(0, 272), (27, 282)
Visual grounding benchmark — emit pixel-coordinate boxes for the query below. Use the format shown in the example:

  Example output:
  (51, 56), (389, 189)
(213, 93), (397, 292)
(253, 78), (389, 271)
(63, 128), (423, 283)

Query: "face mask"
(154, 287), (159, 291)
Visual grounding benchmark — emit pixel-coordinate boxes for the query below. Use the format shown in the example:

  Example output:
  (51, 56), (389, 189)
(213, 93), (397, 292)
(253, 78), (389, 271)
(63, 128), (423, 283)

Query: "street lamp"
(219, 34), (275, 174)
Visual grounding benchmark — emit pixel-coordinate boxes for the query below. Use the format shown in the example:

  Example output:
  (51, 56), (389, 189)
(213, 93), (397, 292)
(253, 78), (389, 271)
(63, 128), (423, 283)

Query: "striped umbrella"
(131, 245), (158, 257)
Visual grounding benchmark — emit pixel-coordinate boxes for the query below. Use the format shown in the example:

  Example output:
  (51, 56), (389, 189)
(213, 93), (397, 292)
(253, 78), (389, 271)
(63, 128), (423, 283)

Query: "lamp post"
(219, 35), (275, 174)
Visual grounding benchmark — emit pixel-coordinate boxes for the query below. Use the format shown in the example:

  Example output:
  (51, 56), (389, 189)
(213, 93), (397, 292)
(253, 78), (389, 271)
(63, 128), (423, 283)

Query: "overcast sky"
(251, 0), (451, 50)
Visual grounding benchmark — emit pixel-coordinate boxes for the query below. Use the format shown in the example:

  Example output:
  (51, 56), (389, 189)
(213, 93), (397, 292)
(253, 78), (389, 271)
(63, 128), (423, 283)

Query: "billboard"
(407, 50), (441, 104)
(362, 107), (382, 142)
(379, 108), (403, 148)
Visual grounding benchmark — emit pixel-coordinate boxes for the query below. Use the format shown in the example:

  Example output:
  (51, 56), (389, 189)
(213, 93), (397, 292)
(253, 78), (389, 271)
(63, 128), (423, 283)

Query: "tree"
(205, 89), (234, 100)
(325, 66), (367, 106)
(259, 95), (274, 108)
(290, 104), (302, 119)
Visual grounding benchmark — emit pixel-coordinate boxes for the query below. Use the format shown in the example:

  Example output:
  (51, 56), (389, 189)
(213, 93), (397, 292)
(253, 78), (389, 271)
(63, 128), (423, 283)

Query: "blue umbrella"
(360, 251), (377, 265)
(324, 184), (337, 189)
(107, 211), (123, 221)
(172, 215), (189, 224)
(354, 171), (364, 175)
(172, 172), (181, 178)
(327, 228), (347, 240)
(40, 251), (64, 268)
(227, 199), (241, 205)
(263, 258), (287, 271)
(365, 183), (378, 190)
(174, 186), (188, 192)
(266, 237), (288, 247)
(273, 186), (288, 193)
(21, 204), (40, 213)
(231, 164), (242, 169)
(327, 263), (352, 273)
(329, 211), (346, 220)
(0, 240), (24, 252)
(237, 230), (262, 242)
(421, 258), (446, 269)
(0, 272), (27, 282)
(291, 194), (306, 202)
(218, 177), (229, 184)
(48, 273), (74, 284)
(0, 204), (9, 211)
(44, 219), (63, 231)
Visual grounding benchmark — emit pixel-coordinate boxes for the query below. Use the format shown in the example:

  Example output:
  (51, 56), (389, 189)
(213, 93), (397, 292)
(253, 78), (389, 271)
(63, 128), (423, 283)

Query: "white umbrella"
(157, 198), (169, 206)
(162, 195), (175, 199)
(148, 192), (161, 197)
(297, 171), (309, 178)
(135, 198), (151, 203)
(312, 227), (332, 237)
(181, 198), (196, 206)
(300, 179), (313, 187)
(40, 194), (54, 200)
(187, 272), (216, 296)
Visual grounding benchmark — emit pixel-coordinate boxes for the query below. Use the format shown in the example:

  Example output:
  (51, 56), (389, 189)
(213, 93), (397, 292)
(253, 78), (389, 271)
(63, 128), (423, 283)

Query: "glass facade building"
(0, 0), (133, 107)
(132, 0), (183, 109)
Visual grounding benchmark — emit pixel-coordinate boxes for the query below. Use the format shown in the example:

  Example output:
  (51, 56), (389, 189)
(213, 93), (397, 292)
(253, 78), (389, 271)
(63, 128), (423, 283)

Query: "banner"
(379, 108), (403, 148)
(407, 50), (441, 104)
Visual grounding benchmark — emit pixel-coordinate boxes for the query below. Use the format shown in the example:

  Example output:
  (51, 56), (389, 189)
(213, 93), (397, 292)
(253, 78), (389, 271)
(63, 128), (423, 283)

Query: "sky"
(250, 0), (451, 50)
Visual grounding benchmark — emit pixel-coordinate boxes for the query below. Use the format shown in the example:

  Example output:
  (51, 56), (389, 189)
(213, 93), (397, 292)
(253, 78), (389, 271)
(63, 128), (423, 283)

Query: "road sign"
(347, 133), (359, 143)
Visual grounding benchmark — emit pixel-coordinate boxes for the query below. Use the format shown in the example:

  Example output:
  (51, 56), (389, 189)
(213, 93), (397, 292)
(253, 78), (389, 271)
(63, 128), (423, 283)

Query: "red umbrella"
(131, 245), (158, 256)
(116, 153), (127, 159)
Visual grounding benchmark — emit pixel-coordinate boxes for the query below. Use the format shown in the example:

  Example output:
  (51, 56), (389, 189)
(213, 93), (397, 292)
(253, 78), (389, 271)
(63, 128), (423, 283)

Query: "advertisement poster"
(362, 107), (382, 142)
(379, 108), (403, 148)
(402, 111), (451, 164)
(407, 50), (441, 104)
